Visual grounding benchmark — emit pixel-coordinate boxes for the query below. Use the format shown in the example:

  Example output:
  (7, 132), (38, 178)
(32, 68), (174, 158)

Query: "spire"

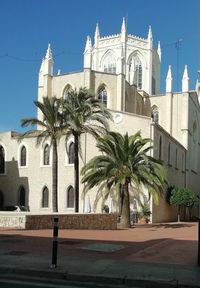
(166, 65), (173, 93)
(121, 17), (126, 42)
(45, 43), (52, 60)
(148, 25), (152, 40)
(95, 23), (100, 39)
(196, 79), (199, 91)
(167, 65), (172, 79)
(84, 36), (92, 69)
(43, 43), (53, 76)
(84, 35), (92, 53)
(121, 17), (126, 33)
(182, 65), (189, 92)
(147, 25), (153, 49)
(157, 41), (161, 62)
(94, 23), (100, 48)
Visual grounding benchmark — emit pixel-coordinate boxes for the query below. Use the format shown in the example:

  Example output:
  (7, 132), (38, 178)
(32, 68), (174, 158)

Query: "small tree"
(170, 187), (198, 221)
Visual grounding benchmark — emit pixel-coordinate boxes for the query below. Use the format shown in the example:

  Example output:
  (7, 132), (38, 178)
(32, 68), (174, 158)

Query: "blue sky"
(0, 0), (200, 131)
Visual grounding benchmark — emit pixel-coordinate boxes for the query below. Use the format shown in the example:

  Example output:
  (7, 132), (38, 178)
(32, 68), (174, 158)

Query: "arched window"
(20, 146), (27, 166)
(97, 86), (107, 107)
(68, 142), (75, 164)
(63, 84), (72, 100)
(43, 144), (50, 165)
(67, 186), (74, 208)
(42, 186), (49, 208)
(18, 186), (26, 206)
(159, 136), (162, 160)
(102, 51), (116, 74)
(0, 146), (5, 174)
(151, 106), (159, 124)
(129, 55), (142, 89)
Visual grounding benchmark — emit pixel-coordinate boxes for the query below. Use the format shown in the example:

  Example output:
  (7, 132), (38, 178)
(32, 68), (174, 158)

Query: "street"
(0, 274), (136, 288)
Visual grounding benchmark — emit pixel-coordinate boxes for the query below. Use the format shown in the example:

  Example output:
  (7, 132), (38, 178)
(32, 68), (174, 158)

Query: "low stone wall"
(25, 213), (118, 230)
(0, 213), (26, 229)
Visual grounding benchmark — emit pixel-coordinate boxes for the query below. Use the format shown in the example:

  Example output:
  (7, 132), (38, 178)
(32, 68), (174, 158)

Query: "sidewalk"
(0, 222), (199, 287)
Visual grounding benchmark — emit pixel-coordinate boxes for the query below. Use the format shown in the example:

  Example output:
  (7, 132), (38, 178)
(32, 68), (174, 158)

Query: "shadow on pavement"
(0, 229), (198, 266)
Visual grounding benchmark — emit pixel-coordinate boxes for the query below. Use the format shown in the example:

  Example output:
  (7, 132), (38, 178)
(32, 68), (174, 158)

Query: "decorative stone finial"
(95, 23), (100, 38)
(45, 43), (52, 60)
(121, 17), (126, 33)
(148, 25), (152, 40)
(182, 65), (189, 92)
(166, 65), (173, 93)
(157, 41), (161, 62)
(84, 36), (92, 53)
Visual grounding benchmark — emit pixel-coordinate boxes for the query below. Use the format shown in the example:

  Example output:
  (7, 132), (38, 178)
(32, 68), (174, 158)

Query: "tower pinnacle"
(182, 65), (189, 92)
(166, 65), (173, 93)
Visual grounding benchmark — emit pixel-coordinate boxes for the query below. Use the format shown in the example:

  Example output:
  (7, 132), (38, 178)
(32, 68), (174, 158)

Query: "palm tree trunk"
(120, 182), (131, 228)
(52, 138), (58, 212)
(74, 133), (79, 213)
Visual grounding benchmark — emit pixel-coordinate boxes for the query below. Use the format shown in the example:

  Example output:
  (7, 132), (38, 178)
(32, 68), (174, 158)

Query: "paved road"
(0, 275), (138, 288)
(0, 223), (199, 288)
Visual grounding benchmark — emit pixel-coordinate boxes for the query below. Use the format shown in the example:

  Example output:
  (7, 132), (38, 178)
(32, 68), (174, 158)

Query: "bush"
(170, 187), (199, 221)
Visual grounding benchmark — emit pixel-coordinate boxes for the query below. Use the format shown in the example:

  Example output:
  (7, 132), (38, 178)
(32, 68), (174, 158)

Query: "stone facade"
(0, 19), (199, 222)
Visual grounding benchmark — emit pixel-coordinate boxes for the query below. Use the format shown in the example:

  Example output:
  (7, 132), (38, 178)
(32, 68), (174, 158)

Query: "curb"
(0, 265), (196, 288)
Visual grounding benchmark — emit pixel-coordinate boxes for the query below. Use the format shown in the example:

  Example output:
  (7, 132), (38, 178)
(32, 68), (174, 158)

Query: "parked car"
(2, 205), (28, 212)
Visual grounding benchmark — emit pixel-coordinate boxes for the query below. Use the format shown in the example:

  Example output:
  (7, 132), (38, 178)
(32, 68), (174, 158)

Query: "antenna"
(162, 38), (183, 92)
(175, 39), (182, 92)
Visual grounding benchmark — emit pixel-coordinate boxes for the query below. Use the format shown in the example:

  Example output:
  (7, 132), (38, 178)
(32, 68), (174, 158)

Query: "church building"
(0, 19), (199, 222)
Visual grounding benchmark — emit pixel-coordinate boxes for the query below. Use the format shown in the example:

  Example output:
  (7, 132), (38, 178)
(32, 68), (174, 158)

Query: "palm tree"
(81, 131), (166, 228)
(21, 97), (63, 212)
(62, 88), (111, 213)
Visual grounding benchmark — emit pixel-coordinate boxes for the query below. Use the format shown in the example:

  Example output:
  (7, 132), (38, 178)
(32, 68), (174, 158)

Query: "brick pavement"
(0, 222), (198, 265)
(0, 222), (200, 287)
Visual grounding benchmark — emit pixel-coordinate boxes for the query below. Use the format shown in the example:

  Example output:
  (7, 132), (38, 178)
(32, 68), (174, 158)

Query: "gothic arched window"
(43, 144), (50, 165)
(42, 186), (49, 208)
(18, 186), (26, 206)
(102, 51), (116, 74)
(97, 86), (107, 107)
(20, 146), (27, 166)
(67, 186), (74, 208)
(63, 84), (72, 100)
(68, 142), (75, 164)
(0, 146), (5, 174)
(129, 55), (142, 89)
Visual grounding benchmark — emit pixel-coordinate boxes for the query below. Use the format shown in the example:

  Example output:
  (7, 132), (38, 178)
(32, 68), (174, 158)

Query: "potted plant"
(137, 201), (151, 224)
(102, 204), (109, 214)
